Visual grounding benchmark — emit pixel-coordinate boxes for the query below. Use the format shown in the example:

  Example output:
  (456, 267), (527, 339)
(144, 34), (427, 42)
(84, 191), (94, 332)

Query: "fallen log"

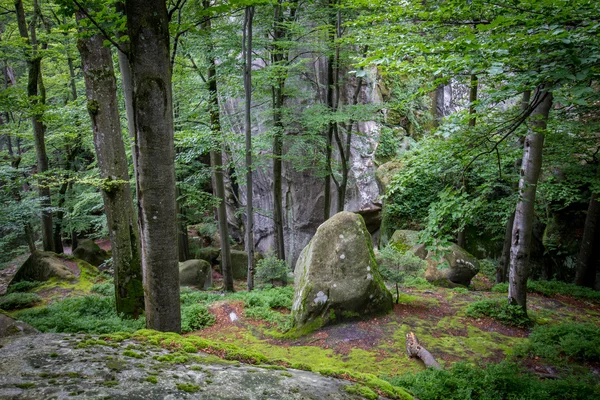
(405, 332), (441, 369)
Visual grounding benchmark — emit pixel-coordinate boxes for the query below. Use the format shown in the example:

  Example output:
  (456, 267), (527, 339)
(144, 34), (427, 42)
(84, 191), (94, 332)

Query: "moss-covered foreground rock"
(0, 332), (400, 399)
(291, 212), (393, 332)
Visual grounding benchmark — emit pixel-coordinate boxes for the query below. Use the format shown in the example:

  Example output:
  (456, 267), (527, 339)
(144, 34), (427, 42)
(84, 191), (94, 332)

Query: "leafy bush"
(491, 282), (509, 293)
(386, 361), (599, 400)
(244, 306), (291, 331)
(14, 295), (145, 333)
(0, 292), (42, 310)
(478, 259), (497, 281)
(255, 254), (288, 285)
(6, 281), (42, 294)
(527, 323), (600, 362)
(181, 303), (216, 333)
(465, 299), (530, 327)
(402, 276), (435, 289)
(243, 286), (294, 309)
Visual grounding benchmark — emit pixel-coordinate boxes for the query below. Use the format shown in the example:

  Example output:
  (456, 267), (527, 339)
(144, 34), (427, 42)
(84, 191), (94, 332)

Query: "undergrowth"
(0, 292), (42, 310)
(6, 281), (42, 294)
(181, 303), (216, 333)
(465, 299), (531, 327)
(386, 361), (599, 400)
(492, 280), (600, 301)
(526, 323), (600, 362)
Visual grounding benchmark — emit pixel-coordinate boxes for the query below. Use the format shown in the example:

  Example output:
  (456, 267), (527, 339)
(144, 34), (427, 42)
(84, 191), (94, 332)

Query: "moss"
(76, 339), (118, 349)
(123, 350), (144, 359)
(103, 380), (118, 387)
(49, 352), (58, 358)
(280, 372), (293, 377)
(15, 382), (35, 389)
(190, 365), (203, 371)
(145, 375), (158, 384)
(345, 384), (379, 400)
(176, 383), (200, 393)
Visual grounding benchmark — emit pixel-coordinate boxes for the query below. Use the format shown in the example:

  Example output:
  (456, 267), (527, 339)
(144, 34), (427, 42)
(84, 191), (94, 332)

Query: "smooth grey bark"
(176, 186), (190, 262)
(15, 0), (54, 252)
(202, 0), (233, 291)
(243, 6), (255, 291)
(323, 0), (338, 221)
(508, 87), (553, 313)
(126, 0), (180, 332)
(77, 13), (144, 318)
(574, 172), (599, 288)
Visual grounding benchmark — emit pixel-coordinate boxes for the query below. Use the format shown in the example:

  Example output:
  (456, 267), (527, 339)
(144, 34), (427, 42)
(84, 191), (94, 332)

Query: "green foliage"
(386, 361), (600, 400)
(527, 323), (600, 362)
(492, 280), (600, 301)
(181, 303), (216, 334)
(478, 259), (497, 281)
(6, 281), (42, 294)
(90, 282), (114, 297)
(14, 295), (145, 334)
(176, 383), (200, 393)
(378, 246), (426, 286)
(0, 292), (42, 310)
(465, 299), (530, 328)
(255, 254), (289, 285)
(375, 126), (403, 162)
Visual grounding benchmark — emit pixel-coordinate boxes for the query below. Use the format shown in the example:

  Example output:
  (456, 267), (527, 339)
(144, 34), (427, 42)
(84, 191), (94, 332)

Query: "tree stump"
(405, 332), (441, 369)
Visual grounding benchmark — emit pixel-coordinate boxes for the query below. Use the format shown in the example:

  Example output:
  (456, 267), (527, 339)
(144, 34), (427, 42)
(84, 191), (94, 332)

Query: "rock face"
(179, 260), (213, 289)
(425, 244), (480, 286)
(0, 333), (369, 400)
(9, 251), (75, 284)
(0, 313), (38, 338)
(72, 239), (109, 267)
(291, 212), (393, 330)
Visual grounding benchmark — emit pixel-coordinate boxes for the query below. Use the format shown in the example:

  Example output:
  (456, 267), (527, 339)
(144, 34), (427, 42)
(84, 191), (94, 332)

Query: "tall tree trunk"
(271, 0), (297, 261)
(77, 12), (144, 318)
(508, 87), (553, 313)
(498, 91), (531, 283)
(575, 170), (599, 288)
(203, 1), (233, 291)
(176, 186), (190, 262)
(323, 0), (338, 221)
(15, 0), (54, 252)
(126, 0), (180, 331)
(243, 6), (255, 291)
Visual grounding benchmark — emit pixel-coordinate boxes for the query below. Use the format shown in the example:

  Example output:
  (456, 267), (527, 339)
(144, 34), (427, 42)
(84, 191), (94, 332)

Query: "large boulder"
(179, 259), (212, 290)
(217, 250), (262, 280)
(72, 239), (109, 267)
(9, 251), (75, 284)
(192, 246), (221, 265)
(291, 212), (393, 331)
(425, 243), (480, 286)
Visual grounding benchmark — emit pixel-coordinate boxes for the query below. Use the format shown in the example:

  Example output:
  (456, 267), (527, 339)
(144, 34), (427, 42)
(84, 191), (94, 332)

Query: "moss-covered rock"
(291, 212), (393, 332)
(191, 246), (221, 265)
(218, 250), (261, 280)
(9, 251), (75, 284)
(72, 239), (109, 267)
(0, 312), (38, 338)
(179, 259), (212, 289)
(425, 244), (480, 286)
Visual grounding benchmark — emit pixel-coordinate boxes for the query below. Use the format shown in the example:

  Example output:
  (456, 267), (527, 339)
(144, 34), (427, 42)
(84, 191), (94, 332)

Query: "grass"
(465, 298), (531, 327)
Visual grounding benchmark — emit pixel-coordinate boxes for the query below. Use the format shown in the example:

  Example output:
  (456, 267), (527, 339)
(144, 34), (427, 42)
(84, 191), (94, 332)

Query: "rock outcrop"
(425, 244), (480, 286)
(179, 260), (213, 289)
(72, 239), (109, 267)
(9, 250), (75, 284)
(0, 313), (38, 338)
(291, 212), (393, 331)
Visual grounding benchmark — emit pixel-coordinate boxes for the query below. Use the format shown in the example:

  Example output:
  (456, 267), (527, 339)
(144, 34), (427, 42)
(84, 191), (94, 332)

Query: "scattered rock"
(291, 212), (393, 331)
(0, 313), (38, 338)
(9, 251), (75, 285)
(72, 239), (109, 267)
(179, 259), (213, 290)
(425, 243), (480, 286)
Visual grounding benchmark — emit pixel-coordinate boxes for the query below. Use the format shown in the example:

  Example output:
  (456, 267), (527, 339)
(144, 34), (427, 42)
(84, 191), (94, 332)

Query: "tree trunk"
(77, 12), (144, 318)
(497, 211), (515, 283)
(15, 0), (54, 252)
(176, 187), (190, 262)
(323, 0), (338, 221)
(243, 6), (256, 291)
(203, 1), (233, 291)
(575, 178), (599, 288)
(508, 87), (553, 313)
(126, 0), (180, 331)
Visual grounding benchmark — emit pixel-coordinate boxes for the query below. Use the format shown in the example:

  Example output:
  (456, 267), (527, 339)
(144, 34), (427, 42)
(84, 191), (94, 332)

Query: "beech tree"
(125, 0), (180, 332)
(76, 9), (144, 318)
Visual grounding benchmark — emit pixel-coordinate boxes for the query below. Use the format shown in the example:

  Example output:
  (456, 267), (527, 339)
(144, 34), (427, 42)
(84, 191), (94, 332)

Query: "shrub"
(6, 281), (42, 294)
(528, 323), (600, 362)
(478, 259), (497, 281)
(465, 299), (531, 327)
(14, 295), (145, 333)
(491, 282), (509, 293)
(181, 303), (216, 333)
(491, 280), (600, 301)
(378, 246), (426, 303)
(255, 254), (288, 285)
(0, 292), (42, 310)
(91, 282), (114, 297)
(386, 361), (599, 400)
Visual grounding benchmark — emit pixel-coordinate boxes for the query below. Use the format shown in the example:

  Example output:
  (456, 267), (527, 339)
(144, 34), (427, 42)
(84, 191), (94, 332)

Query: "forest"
(0, 0), (599, 399)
